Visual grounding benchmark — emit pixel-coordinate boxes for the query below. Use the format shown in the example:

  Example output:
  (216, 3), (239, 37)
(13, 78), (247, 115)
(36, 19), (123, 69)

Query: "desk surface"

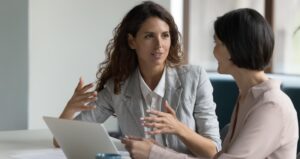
(0, 129), (55, 158)
(0, 129), (130, 159)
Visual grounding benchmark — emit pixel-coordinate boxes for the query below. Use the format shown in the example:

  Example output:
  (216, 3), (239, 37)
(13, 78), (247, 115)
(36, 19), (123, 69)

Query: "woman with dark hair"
(56, 1), (221, 157)
(123, 8), (298, 159)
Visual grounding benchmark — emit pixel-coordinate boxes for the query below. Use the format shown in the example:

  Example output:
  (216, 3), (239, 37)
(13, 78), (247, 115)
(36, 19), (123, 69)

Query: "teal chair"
(210, 78), (238, 130)
(281, 86), (300, 153)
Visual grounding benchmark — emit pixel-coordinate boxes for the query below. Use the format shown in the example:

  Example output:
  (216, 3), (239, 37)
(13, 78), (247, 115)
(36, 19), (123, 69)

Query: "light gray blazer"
(75, 65), (221, 154)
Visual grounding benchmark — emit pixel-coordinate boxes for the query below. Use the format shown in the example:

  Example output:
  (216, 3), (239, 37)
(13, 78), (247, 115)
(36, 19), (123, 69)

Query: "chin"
(153, 60), (166, 66)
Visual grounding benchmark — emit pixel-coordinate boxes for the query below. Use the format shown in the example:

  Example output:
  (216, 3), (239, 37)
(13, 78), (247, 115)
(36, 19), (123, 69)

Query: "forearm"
(177, 123), (217, 158)
(59, 107), (76, 119)
(150, 145), (201, 159)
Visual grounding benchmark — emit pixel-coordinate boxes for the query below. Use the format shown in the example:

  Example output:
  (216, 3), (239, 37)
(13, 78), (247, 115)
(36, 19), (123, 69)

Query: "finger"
(80, 83), (95, 93)
(121, 139), (133, 151)
(75, 91), (97, 101)
(146, 127), (171, 135)
(146, 109), (168, 117)
(75, 77), (84, 92)
(78, 96), (98, 105)
(143, 122), (165, 129)
(145, 129), (162, 135)
(141, 116), (164, 123)
(124, 144), (132, 152)
(121, 137), (130, 144)
(127, 136), (143, 141)
(146, 138), (156, 144)
(121, 138), (126, 144)
(70, 95), (97, 107)
(163, 100), (176, 116)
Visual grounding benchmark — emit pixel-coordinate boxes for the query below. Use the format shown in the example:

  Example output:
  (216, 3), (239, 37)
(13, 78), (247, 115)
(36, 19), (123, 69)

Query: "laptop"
(43, 116), (129, 159)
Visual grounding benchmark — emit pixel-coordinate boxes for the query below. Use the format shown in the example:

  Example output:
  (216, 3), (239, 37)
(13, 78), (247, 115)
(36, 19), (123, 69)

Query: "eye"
(145, 33), (153, 39)
(162, 32), (170, 38)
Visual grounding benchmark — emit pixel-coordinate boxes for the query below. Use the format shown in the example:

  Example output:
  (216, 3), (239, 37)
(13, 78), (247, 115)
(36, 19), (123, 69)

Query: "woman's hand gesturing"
(60, 77), (98, 119)
(141, 101), (186, 136)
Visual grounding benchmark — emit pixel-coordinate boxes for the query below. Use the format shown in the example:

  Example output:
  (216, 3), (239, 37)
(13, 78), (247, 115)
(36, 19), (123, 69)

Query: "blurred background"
(0, 0), (299, 132)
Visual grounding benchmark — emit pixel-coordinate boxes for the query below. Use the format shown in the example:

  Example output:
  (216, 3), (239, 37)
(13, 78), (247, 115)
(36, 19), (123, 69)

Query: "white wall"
(188, 0), (264, 71)
(170, 0), (183, 34)
(28, 0), (171, 130)
(273, 0), (300, 74)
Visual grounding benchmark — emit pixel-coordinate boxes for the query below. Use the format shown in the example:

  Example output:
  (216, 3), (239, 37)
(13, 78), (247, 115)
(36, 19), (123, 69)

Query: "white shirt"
(138, 67), (166, 142)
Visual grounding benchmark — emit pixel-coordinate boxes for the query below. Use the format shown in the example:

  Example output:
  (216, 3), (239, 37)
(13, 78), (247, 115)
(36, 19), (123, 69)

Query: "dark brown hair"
(96, 1), (183, 94)
(214, 8), (274, 70)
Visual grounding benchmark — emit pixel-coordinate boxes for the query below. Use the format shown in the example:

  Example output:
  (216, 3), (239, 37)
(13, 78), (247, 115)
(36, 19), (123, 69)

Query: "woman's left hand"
(141, 101), (186, 136)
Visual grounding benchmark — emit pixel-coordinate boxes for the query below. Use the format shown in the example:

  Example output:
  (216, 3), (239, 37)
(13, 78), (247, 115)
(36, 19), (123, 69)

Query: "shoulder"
(264, 88), (296, 122)
(251, 80), (293, 109)
(260, 81), (294, 111)
(101, 78), (126, 95)
(249, 87), (298, 137)
(98, 78), (116, 97)
(250, 81), (297, 123)
(167, 65), (212, 90)
(102, 68), (139, 96)
(169, 64), (206, 78)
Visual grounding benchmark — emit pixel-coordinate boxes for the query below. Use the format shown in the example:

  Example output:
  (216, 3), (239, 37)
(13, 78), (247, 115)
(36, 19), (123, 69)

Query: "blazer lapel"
(123, 69), (145, 136)
(164, 67), (183, 113)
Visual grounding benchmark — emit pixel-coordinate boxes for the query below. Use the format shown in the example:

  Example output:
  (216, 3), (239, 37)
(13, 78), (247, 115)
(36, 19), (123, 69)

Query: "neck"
(231, 69), (268, 98)
(139, 65), (165, 90)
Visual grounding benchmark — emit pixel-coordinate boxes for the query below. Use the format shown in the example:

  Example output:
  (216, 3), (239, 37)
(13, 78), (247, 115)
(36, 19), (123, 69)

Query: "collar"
(138, 67), (166, 98)
(250, 79), (281, 99)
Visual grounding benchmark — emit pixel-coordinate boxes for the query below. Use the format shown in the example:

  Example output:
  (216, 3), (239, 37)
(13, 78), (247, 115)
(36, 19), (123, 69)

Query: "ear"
(128, 34), (136, 49)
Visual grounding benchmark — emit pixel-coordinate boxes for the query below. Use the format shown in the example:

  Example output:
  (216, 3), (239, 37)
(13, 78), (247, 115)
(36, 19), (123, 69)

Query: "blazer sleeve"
(193, 67), (222, 151)
(218, 103), (283, 159)
(74, 82), (114, 123)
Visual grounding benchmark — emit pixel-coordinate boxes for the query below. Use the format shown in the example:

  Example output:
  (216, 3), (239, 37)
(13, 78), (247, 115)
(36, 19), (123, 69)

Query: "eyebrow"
(143, 31), (170, 34)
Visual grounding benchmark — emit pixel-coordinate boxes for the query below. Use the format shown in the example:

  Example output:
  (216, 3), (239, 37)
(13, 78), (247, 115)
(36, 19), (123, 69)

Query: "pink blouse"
(149, 79), (299, 159)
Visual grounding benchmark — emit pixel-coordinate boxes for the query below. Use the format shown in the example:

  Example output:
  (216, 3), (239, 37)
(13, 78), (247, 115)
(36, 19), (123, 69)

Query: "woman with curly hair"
(56, 1), (221, 157)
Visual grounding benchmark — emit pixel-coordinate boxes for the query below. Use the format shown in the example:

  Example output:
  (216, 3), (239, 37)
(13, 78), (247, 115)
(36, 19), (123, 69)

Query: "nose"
(155, 36), (162, 49)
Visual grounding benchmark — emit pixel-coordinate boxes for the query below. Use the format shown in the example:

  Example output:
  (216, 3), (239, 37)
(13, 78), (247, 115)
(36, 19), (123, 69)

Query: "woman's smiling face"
(213, 35), (234, 74)
(128, 17), (171, 70)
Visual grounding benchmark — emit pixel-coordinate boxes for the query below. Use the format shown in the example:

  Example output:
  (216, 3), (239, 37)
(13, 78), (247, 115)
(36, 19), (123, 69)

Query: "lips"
(151, 52), (163, 58)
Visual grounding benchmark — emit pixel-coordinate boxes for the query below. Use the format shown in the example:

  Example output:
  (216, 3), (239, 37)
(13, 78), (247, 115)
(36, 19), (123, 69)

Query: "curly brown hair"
(96, 1), (183, 94)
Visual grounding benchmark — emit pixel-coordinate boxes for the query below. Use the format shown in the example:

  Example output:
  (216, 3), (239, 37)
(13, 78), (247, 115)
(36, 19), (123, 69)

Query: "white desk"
(0, 129), (59, 159)
(0, 129), (130, 159)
